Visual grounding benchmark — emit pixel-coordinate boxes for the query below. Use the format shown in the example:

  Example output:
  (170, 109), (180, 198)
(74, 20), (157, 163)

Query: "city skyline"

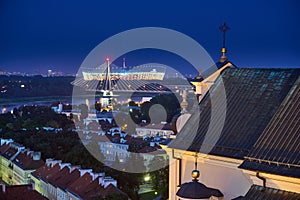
(0, 0), (299, 75)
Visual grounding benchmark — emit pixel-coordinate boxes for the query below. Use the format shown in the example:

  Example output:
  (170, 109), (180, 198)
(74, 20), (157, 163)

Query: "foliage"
(106, 153), (146, 200)
(148, 156), (169, 200)
(0, 105), (103, 171)
(113, 112), (136, 134)
(130, 93), (181, 125)
(139, 191), (158, 200)
(92, 193), (128, 200)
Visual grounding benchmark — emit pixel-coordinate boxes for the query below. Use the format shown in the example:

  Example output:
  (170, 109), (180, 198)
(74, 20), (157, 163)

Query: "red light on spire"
(106, 57), (110, 61)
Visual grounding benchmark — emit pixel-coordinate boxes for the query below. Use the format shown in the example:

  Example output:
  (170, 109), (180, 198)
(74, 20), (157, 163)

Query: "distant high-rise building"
(47, 69), (52, 76)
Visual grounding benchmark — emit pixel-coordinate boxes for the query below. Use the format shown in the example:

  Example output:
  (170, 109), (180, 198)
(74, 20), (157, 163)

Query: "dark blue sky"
(0, 0), (299, 75)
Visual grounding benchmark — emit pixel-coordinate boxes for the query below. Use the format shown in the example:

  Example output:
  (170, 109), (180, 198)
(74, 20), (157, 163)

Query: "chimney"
(79, 169), (93, 177)
(32, 152), (41, 161)
(46, 158), (54, 166)
(68, 165), (81, 172)
(100, 177), (117, 188)
(0, 138), (13, 146)
(31, 181), (35, 190)
(59, 163), (71, 170)
(1, 183), (5, 193)
(90, 172), (104, 181)
(26, 150), (32, 156)
(45, 159), (61, 167)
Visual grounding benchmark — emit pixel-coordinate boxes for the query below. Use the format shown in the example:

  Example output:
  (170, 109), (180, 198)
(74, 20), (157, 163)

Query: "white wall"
(169, 152), (253, 200)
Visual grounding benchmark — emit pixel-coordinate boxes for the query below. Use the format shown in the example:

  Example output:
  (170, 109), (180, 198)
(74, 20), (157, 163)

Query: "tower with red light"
(100, 57), (114, 111)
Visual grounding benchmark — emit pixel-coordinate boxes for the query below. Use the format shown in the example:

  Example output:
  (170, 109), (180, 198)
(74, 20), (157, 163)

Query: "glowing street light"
(144, 174), (151, 182)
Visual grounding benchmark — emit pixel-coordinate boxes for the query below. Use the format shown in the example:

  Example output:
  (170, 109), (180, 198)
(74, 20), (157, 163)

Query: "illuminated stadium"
(82, 62), (166, 81)
(71, 59), (189, 93)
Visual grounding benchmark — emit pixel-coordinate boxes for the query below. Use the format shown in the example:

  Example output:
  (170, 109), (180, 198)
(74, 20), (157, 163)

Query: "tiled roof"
(232, 185), (300, 200)
(66, 172), (93, 198)
(13, 151), (44, 170)
(137, 145), (164, 154)
(66, 173), (125, 200)
(31, 164), (51, 178)
(54, 168), (80, 190)
(31, 163), (60, 182)
(90, 132), (145, 145)
(2, 147), (18, 160)
(47, 166), (80, 190)
(0, 143), (10, 154)
(168, 68), (300, 159)
(101, 184), (127, 198)
(0, 184), (47, 200)
(202, 60), (234, 78)
(77, 178), (105, 200)
(138, 123), (173, 131)
(239, 77), (300, 177)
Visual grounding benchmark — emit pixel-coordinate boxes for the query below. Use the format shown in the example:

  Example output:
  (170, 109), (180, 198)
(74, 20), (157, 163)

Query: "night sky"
(0, 0), (299, 75)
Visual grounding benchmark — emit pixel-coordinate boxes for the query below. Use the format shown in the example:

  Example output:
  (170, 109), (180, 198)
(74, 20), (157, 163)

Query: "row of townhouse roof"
(0, 138), (127, 200)
(0, 138), (44, 185)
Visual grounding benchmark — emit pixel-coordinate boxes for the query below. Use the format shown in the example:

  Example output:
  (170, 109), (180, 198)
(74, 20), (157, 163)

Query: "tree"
(114, 112), (136, 134)
(114, 103), (122, 111)
(46, 120), (60, 129)
(139, 94), (181, 124)
(128, 101), (138, 107)
(108, 153), (146, 200)
(85, 140), (105, 165)
(150, 94), (180, 122)
(92, 193), (127, 200)
(129, 109), (142, 124)
(140, 101), (152, 123)
(12, 108), (20, 118)
(94, 102), (101, 111)
(69, 113), (74, 120)
(148, 156), (169, 199)
(124, 153), (146, 174)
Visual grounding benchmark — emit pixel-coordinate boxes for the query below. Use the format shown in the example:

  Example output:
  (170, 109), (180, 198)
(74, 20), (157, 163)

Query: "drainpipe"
(172, 149), (182, 200)
(172, 149), (182, 186)
(256, 171), (266, 191)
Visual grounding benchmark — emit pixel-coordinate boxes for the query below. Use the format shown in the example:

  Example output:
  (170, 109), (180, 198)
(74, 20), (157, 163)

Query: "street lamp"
(176, 155), (223, 199)
(144, 174), (151, 182)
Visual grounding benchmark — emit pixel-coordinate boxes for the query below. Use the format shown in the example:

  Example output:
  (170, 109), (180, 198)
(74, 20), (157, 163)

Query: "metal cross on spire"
(219, 22), (230, 48)
(219, 22), (230, 62)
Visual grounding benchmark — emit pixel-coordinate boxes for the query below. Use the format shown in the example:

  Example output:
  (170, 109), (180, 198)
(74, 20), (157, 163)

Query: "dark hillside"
(0, 75), (75, 98)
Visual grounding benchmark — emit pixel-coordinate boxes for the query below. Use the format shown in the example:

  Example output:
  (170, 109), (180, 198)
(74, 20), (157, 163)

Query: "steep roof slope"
(239, 77), (300, 177)
(0, 184), (47, 200)
(13, 151), (44, 170)
(233, 185), (300, 200)
(169, 68), (300, 159)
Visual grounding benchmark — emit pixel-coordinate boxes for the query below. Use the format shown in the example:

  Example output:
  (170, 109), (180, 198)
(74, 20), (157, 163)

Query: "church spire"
(105, 57), (112, 91)
(219, 22), (230, 62)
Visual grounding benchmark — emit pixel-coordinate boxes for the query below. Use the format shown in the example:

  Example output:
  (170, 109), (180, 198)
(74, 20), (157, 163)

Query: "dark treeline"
(0, 75), (75, 97)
